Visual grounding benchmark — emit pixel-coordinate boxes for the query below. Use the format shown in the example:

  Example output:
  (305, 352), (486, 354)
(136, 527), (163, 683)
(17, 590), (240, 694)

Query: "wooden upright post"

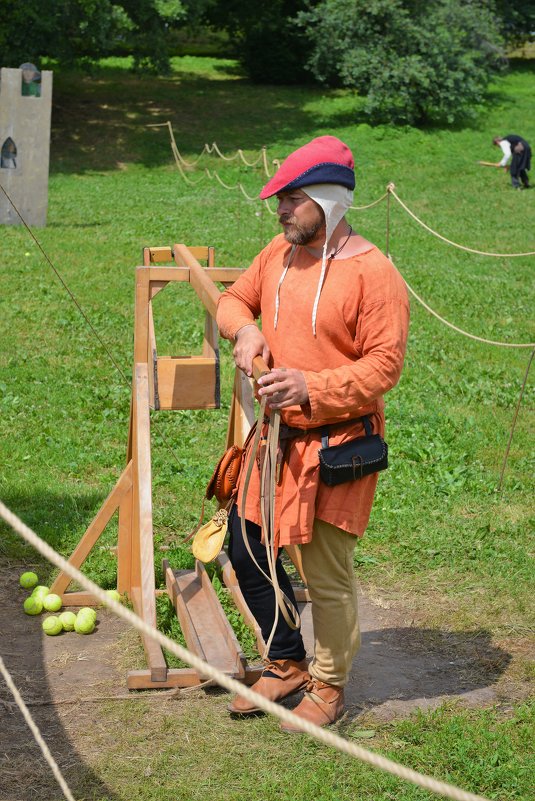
(50, 245), (272, 689)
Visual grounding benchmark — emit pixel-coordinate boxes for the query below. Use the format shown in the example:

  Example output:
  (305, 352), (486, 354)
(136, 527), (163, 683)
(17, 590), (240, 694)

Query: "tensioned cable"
(0, 184), (129, 384)
(388, 184), (535, 257)
(0, 499), (492, 801)
(0, 655), (76, 801)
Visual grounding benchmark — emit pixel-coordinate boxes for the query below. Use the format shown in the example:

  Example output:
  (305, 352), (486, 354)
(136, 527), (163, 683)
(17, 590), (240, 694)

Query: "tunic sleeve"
(216, 246), (270, 340)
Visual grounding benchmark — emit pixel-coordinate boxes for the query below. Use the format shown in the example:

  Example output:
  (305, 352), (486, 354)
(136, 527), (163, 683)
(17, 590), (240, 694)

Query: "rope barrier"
(350, 192), (388, 211)
(148, 121), (278, 175)
(387, 184), (535, 258)
(0, 500), (492, 801)
(152, 129), (534, 259)
(0, 655), (76, 801)
(393, 260), (535, 348)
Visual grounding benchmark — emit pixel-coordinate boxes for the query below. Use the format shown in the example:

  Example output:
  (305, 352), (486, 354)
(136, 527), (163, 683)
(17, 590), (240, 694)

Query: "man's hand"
(257, 367), (309, 409)
(233, 325), (270, 377)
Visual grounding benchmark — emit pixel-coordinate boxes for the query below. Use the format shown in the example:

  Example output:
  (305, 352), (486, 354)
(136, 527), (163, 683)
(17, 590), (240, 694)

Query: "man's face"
(276, 189), (325, 246)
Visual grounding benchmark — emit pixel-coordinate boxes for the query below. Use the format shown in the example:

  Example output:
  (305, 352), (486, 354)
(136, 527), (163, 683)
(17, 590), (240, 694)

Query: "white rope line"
(152, 128), (534, 257)
(149, 121), (274, 174)
(0, 655), (76, 801)
(203, 169), (277, 212)
(391, 258), (535, 348)
(350, 192), (388, 211)
(206, 142), (265, 168)
(0, 500), (491, 801)
(388, 185), (535, 257)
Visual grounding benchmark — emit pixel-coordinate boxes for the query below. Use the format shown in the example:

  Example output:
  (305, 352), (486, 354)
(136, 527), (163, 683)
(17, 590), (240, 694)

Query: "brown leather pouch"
(205, 422), (257, 506)
(205, 445), (244, 505)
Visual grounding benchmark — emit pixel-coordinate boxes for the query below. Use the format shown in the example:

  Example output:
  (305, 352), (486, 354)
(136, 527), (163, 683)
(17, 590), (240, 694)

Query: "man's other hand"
(257, 368), (309, 409)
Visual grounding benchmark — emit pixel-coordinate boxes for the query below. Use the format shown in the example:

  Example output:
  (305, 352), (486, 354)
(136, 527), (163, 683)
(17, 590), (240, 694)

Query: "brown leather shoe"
(280, 678), (344, 732)
(228, 658), (310, 715)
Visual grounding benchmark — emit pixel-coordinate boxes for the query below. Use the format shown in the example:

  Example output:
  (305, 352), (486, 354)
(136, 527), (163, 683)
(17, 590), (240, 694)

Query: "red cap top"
(260, 135), (355, 199)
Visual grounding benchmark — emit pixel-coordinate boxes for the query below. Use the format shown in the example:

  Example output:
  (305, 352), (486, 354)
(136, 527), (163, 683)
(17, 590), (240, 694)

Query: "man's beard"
(279, 215), (324, 246)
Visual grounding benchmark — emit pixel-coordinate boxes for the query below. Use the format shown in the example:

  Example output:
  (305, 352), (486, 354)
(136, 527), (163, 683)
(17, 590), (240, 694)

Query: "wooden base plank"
(58, 592), (101, 607)
(126, 663), (263, 691)
(163, 559), (246, 680)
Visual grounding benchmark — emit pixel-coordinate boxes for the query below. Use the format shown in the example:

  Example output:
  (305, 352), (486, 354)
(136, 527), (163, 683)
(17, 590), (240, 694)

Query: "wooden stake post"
(50, 245), (306, 689)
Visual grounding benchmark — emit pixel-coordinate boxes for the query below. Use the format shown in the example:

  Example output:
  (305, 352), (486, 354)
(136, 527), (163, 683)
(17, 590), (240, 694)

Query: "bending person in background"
(217, 136), (410, 731)
(493, 134), (531, 189)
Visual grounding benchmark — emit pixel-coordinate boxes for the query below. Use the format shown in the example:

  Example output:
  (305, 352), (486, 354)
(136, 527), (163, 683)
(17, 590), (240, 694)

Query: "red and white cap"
(266, 137), (356, 336)
(260, 135), (355, 199)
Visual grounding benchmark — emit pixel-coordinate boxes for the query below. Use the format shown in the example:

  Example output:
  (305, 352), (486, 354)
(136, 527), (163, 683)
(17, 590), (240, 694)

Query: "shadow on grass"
(345, 625), (512, 716)
(47, 56), (535, 175)
(48, 63), (365, 174)
(0, 495), (123, 800)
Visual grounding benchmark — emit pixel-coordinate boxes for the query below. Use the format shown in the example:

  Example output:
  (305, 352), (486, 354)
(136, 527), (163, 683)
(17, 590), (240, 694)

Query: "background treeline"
(1, 0), (534, 123)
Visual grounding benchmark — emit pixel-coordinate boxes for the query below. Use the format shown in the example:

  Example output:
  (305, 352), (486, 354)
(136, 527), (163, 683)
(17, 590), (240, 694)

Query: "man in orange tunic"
(217, 136), (410, 731)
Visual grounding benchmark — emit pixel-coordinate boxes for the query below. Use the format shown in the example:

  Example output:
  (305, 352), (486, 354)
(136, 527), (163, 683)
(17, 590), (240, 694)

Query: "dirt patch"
(0, 563), (532, 800)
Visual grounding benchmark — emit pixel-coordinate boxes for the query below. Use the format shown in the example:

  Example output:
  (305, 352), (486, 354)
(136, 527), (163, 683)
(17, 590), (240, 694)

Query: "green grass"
(1, 55), (534, 801)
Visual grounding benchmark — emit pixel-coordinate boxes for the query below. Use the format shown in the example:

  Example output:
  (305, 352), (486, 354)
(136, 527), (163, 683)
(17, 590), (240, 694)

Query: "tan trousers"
(300, 518), (361, 687)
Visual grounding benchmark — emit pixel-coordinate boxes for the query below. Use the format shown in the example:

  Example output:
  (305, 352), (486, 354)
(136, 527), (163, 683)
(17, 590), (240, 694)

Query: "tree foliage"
(193, 0), (316, 84)
(297, 0), (507, 125)
(0, 0), (187, 72)
(493, 0), (535, 46)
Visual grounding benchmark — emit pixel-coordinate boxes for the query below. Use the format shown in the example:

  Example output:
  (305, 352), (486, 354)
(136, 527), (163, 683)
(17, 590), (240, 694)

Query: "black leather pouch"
(318, 416), (388, 486)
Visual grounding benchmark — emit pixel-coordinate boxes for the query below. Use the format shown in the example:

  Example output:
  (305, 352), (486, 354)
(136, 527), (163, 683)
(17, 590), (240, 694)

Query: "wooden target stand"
(50, 244), (307, 690)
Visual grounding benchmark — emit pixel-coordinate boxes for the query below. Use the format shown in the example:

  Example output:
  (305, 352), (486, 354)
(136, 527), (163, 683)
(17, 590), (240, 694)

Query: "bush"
(298, 0), (507, 125)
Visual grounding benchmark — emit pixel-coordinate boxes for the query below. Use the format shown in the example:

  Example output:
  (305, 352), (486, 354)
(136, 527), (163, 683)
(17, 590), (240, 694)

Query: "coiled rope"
(0, 499), (492, 801)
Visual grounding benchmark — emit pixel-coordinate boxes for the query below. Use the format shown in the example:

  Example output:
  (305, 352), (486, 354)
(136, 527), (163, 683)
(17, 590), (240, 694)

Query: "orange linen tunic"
(217, 234), (410, 546)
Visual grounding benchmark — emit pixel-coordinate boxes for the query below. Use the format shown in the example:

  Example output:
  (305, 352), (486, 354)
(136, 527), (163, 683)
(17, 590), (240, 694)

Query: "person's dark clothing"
(503, 135), (531, 188)
(227, 505), (306, 662)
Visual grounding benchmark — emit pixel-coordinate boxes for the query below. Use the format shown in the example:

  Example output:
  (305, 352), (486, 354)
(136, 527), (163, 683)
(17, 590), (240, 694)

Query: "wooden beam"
(172, 244), (221, 319)
(216, 552), (266, 656)
(50, 464), (133, 597)
(136, 266), (246, 283)
(130, 586), (168, 682)
(134, 364), (158, 633)
(164, 559), (246, 679)
(126, 663), (263, 690)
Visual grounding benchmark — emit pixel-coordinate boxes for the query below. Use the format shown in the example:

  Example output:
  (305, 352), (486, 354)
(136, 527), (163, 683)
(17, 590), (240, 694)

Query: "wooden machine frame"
(50, 244), (306, 690)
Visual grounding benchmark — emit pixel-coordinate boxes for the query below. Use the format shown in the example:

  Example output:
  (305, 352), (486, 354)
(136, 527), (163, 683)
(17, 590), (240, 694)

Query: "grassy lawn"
(0, 55), (533, 800)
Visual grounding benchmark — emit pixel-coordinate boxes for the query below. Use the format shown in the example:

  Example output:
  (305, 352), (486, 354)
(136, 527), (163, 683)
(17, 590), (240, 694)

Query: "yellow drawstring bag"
(191, 508), (229, 563)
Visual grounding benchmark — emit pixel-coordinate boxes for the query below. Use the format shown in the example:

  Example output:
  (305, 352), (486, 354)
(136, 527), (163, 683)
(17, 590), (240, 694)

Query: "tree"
(193, 0), (317, 83)
(0, 0), (187, 72)
(493, 0), (535, 47)
(298, 0), (507, 125)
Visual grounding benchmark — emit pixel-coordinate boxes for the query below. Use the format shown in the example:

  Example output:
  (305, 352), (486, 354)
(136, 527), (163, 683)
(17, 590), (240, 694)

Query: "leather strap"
(240, 397), (300, 658)
(321, 415), (372, 449)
